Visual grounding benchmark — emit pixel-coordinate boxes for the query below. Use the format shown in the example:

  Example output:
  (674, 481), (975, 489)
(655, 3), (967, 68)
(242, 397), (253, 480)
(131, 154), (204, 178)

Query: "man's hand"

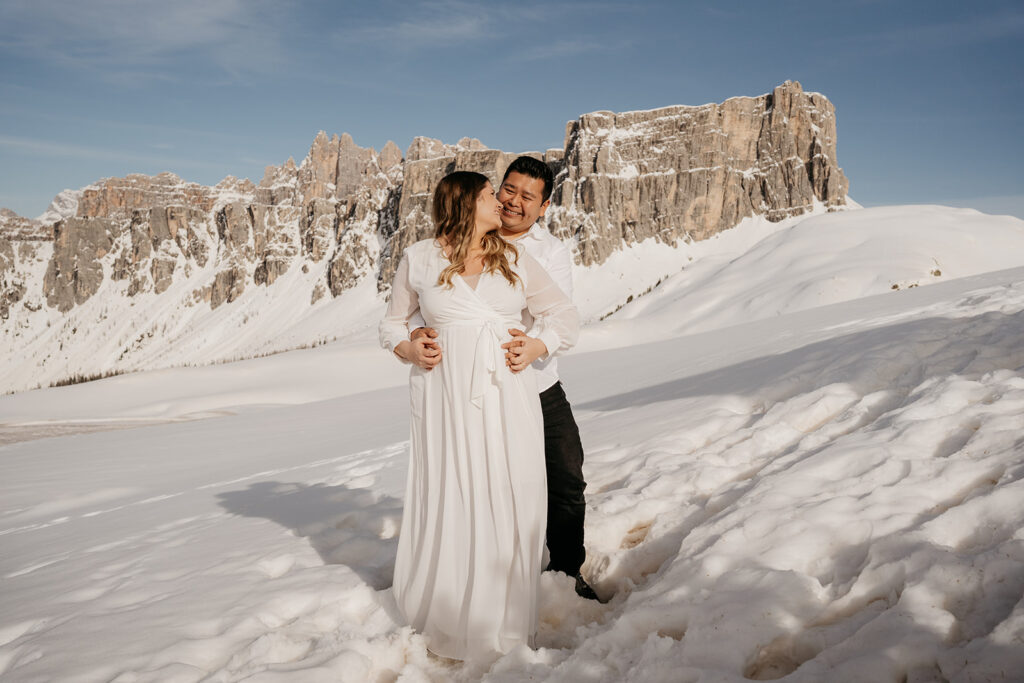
(501, 328), (548, 373)
(394, 336), (442, 370)
(402, 327), (441, 369)
(411, 327), (438, 341)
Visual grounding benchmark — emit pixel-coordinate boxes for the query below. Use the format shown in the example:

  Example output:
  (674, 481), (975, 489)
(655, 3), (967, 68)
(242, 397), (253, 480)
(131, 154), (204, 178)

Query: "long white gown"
(379, 238), (579, 660)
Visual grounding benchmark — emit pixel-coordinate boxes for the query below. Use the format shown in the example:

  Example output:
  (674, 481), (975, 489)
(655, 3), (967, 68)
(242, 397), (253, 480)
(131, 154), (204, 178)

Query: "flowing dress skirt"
(392, 323), (547, 660)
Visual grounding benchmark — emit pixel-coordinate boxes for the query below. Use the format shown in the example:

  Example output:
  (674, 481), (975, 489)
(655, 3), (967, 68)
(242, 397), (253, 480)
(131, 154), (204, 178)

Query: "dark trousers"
(540, 381), (587, 575)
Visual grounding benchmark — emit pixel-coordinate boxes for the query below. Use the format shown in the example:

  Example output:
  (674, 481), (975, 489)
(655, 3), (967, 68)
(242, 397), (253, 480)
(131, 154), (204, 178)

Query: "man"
(411, 156), (599, 601)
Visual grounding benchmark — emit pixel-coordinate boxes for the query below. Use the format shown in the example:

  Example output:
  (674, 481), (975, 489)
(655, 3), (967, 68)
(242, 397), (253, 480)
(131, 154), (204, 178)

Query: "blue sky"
(1, 0), (1022, 218)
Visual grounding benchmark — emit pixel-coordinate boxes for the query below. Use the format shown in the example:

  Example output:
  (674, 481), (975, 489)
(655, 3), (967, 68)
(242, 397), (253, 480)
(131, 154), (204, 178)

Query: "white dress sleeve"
(378, 253), (420, 360)
(522, 252), (580, 358)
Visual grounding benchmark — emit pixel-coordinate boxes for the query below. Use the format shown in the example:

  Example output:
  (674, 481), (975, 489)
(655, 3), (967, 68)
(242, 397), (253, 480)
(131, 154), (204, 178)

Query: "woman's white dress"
(379, 239), (579, 660)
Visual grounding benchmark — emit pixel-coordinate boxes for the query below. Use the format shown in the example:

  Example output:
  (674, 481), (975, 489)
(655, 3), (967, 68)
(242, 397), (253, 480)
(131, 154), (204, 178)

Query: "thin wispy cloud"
(511, 38), (624, 63)
(0, 96), (256, 141)
(334, 0), (620, 52)
(0, 0), (290, 80)
(335, 1), (496, 49)
(0, 134), (226, 170)
(701, 5), (744, 20)
(354, 15), (489, 47)
(830, 6), (1024, 55)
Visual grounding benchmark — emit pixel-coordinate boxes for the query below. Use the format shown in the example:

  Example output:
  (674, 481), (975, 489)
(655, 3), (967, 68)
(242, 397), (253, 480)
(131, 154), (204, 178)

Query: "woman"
(379, 171), (579, 659)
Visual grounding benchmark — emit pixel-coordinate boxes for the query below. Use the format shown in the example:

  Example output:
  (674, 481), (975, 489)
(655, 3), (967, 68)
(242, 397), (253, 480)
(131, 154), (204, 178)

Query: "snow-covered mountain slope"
(2, 81), (850, 396)
(1, 208), (1023, 682)
(578, 204), (1024, 346)
(1, 261), (390, 397)
(5, 203), (1022, 401)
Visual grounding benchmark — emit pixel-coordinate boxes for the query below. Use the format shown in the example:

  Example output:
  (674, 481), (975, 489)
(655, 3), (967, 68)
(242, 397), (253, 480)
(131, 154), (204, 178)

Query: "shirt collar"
(505, 223), (541, 244)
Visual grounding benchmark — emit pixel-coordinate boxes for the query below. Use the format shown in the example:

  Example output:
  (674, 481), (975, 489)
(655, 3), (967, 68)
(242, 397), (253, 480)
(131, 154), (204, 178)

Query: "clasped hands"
(396, 327), (547, 372)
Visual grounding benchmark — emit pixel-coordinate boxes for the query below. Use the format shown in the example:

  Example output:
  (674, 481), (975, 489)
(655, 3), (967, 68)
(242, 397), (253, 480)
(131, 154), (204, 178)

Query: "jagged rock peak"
(215, 176), (255, 193)
(380, 140), (403, 169)
(404, 135), (489, 163)
(0, 208), (49, 240)
(295, 130), (388, 202)
(77, 173), (216, 219)
(405, 137), (448, 162)
(456, 137), (488, 151)
(37, 189), (81, 226)
(335, 133), (377, 198)
(551, 79), (848, 265)
(259, 164), (287, 187)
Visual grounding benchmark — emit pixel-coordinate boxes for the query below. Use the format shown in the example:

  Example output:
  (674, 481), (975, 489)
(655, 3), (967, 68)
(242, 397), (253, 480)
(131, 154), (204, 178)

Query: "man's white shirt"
(405, 222), (574, 392)
(514, 223), (573, 392)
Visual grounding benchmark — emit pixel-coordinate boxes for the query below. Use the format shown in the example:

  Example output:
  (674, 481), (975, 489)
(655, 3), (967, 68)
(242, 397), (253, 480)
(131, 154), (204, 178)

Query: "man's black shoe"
(574, 573), (605, 602)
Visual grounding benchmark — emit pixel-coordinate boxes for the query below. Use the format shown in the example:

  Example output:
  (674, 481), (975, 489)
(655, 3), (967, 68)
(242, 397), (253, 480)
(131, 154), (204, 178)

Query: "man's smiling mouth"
(502, 207), (523, 217)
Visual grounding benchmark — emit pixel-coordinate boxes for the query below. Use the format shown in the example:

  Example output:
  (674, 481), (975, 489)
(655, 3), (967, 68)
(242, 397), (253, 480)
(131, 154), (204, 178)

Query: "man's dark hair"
(502, 156), (555, 202)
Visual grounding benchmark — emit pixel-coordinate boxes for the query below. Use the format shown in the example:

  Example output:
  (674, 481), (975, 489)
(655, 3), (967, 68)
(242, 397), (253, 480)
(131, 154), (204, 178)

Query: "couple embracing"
(379, 156), (597, 660)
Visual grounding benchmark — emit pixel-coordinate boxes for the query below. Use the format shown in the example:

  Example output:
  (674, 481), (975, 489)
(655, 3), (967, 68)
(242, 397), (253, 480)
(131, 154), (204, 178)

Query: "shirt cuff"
(536, 327), (561, 361)
(383, 336), (412, 364)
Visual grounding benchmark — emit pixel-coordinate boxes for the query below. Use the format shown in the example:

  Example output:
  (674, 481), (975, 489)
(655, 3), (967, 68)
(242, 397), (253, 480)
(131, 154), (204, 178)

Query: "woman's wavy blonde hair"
(432, 171), (520, 289)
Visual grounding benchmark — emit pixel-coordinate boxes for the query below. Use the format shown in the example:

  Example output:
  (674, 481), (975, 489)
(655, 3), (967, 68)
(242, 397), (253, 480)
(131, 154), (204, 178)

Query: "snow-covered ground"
(1, 205), (1023, 682)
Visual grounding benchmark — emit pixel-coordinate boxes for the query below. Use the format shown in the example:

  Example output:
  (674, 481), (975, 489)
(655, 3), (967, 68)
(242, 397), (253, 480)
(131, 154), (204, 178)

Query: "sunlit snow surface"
(1, 205), (1023, 682)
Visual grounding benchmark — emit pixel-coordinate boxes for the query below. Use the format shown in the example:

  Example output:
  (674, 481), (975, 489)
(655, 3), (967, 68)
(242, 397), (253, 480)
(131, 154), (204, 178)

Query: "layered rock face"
(0, 81), (848, 391)
(0, 209), (51, 321)
(549, 81), (848, 265)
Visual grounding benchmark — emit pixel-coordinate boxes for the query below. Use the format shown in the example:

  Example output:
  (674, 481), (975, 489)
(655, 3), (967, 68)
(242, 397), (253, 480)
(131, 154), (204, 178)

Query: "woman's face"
(474, 181), (504, 236)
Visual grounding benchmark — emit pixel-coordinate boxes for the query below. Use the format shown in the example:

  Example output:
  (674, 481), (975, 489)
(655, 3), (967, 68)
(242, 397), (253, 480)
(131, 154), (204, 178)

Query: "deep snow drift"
(1, 205), (1023, 682)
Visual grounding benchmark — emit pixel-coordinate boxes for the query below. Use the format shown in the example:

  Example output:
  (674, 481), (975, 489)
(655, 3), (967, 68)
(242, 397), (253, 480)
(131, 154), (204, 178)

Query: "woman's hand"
(501, 329), (548, 373)
(394, 336), (442, 370)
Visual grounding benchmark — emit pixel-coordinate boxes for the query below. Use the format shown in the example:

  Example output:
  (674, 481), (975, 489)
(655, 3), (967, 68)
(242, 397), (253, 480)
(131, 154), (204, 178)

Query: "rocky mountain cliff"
(1, 81), (848, 393)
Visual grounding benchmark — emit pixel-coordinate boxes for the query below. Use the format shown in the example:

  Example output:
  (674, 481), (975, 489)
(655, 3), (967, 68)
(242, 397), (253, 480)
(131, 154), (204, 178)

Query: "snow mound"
(589, 205), (1024, 347)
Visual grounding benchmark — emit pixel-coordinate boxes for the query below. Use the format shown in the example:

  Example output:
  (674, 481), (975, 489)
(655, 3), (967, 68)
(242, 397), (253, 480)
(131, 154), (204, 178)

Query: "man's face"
(497, 171), (550, 238)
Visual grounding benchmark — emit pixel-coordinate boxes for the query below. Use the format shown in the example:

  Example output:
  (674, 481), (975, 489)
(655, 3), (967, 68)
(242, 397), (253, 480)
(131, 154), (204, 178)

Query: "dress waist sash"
(435, 319), (524, 408)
